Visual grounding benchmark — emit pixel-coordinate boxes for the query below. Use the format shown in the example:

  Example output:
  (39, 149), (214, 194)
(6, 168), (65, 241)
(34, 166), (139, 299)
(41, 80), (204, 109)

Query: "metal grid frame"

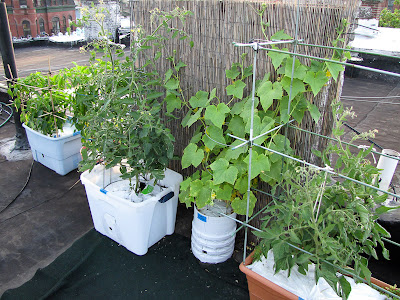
(220, 1), (400, 299)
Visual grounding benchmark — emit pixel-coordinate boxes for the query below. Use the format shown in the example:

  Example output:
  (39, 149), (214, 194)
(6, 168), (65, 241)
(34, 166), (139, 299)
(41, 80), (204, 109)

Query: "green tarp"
(2, 230), (249, 299)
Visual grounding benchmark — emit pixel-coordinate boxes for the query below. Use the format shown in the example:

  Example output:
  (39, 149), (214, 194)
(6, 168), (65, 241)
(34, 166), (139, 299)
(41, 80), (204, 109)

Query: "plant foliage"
(72, 5), (192, 194)
(379, 7), (400, 28)
(9, 71), (72, 136)
(254, 102), (394, 298)
(165, 21), (348, 215)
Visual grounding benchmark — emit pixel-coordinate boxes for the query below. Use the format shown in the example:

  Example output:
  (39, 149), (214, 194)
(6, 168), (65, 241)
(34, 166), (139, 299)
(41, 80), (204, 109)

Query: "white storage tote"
(80, 164), (183, 256)
(23, 123), (82, 175)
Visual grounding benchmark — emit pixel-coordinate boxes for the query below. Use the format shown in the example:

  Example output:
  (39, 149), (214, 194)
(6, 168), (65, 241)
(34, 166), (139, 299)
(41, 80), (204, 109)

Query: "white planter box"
(23, 123), (82, 175)
(80, 164), (183, 255)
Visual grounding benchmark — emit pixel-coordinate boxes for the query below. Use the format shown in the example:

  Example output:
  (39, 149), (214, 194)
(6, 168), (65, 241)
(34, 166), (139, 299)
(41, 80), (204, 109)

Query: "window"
(68, 15), (73, 31)
(39, 18), (45, 33)
(62, 16), (66, 32)
(52, 17), (60, 34)
(22, 20), (31, 37)
(19, 0), (27, 7)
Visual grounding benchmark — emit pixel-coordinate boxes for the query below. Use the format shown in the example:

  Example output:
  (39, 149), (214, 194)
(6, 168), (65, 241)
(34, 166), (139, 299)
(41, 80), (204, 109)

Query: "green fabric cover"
(2, 230), (249, 299)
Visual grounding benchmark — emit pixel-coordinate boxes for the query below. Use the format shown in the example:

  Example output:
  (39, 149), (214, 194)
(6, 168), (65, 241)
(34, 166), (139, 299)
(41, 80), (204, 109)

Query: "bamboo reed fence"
(134, 0), (359, 169)
(134, 0), (360, 243)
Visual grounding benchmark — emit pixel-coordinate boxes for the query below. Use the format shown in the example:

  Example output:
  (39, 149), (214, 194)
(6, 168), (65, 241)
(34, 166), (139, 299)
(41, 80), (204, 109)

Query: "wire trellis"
(199, 1), (400, 299)
(229, 44), (400, 300)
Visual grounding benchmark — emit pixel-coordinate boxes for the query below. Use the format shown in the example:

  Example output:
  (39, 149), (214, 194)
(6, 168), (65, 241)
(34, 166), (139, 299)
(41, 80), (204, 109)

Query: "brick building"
(5, 0), (76, 38)
(361, 0), (388, 19)
(360, 0), (400, 19)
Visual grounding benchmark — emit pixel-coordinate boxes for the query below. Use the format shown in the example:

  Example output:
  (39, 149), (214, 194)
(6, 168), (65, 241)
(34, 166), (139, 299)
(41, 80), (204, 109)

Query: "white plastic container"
(80, 164), (183, 255)
(376, 149), (400, 193)
(23, 123), (82, 175)
(191, 202), (237, 264)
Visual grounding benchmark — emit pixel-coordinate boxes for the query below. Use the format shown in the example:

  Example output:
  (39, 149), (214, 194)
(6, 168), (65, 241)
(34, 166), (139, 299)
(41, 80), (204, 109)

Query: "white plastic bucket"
(80, 164), (183, 255)
(23, 123), (82, 175)
(191, 203), (237, 264)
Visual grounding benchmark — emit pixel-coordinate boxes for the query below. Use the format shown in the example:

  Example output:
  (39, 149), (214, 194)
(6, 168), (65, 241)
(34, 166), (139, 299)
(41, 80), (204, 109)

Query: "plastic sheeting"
(248, 250), (386, 300)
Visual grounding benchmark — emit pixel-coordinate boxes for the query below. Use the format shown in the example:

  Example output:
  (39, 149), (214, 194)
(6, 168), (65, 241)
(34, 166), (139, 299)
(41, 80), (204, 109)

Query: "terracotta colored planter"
(239, 251), (392, 300)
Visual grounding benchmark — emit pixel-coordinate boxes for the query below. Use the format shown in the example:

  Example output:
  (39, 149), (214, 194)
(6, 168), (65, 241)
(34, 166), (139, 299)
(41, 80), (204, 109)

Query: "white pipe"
(376, 149), (400, 194)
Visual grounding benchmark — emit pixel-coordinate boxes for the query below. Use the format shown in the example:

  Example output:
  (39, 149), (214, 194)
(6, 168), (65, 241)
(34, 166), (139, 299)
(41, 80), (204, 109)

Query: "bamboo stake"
(47, 58), (59, 138)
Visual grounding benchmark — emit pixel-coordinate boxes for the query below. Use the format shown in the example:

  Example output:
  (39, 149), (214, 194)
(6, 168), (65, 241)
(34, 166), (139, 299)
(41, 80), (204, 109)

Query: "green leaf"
(226, 80), (246, 99)
(275, 134), (290, 151)
(185, 109), (203, 128)
(244, 151), (271, 179)
(279, 96), (290, 124)
(339, 276), (352, 299)
(224, 140), (248, 161)
(359, 261), (371, 283)
(204, 103), (230, 128)
(290, 95), (308, 123)
(190, 128), (202, 144)
(271, 30), (293, 40)
(234, 176), (248, 194)
(289, 230), (301, 244)
(272, 241), (288, 262)
(231, 191), (257, 215)
(254, 116), (275, 144)
(210, 158), (238, 185)
(326, 61), (344, 81)
(216, 184), (233, 201)
(189, 90), (210, 108)
(164, 93), (181, 113)
(310, 60), (324, 72)
(260, 160), (282, 184)
(257, 81), (283, 111)
(197, 185), (212, 208)
(285, 58), (307, 80)
(147, 92), (164, 100)
(180, 177), (191, 191)
(175, 61), (187, 72)
(230, 99), (246, 115)
(243, 65), (253, 79)
(181, 110), (192, 127)
(226, 67), (241, 80)
(179, 189), (194, 208)
(209, 88), (217, 101)
(164, 69), (173, 83)
(281, 77), (305, 100)
(304, 71), (329, 96)
(375, 205), (399, 215)
(142, 185), (154, 194)
(307, 102), (321, 123)
(239, 97), (259, 121)
(267, 47), (289, 70)
(228, 115), (246, 138)
(311, 149), (322, 158)
(182, 143), (204, 168)
(244, 114), (261, 136)
(382, 247), (390, 260)
(203, 125), (225, 151)
(164, 78), (179, 90)
(189, 179), (203, 198)
(374, 222), (391, 238)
